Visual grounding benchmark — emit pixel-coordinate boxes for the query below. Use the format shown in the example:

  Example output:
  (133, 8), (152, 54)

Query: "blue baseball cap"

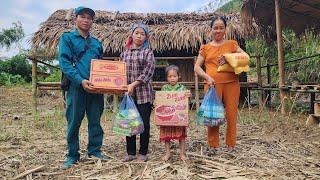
(74, 6), (95, 18)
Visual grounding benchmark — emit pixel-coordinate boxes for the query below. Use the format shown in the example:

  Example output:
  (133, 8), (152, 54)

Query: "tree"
(0, 54), (32, 82)
(0, 22), (24, 49)
(216, 0), (242, 13)
(195, 0), (233, 13)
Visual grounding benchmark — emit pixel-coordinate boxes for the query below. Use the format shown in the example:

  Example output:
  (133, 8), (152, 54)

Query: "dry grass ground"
(0, 86), (319, 179)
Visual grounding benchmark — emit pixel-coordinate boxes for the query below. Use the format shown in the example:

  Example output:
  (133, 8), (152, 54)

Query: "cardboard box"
(90, 59), (127, 94)
(154, 91), (189, 126)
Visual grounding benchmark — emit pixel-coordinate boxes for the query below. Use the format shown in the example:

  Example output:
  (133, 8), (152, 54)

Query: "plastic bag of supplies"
(196, 87), (225, 126)
(112, 95), (144, 136)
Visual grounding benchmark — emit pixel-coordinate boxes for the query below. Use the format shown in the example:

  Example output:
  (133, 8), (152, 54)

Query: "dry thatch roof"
(241, 0), (320, 39)
(31, 10), (250, 58)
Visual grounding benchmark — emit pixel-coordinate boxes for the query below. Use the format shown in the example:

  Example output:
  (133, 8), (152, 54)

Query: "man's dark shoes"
(62, 157), (79, 169)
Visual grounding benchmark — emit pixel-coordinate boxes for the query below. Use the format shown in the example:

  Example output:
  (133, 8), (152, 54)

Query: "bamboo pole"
(103, 56), (196, 60)
(266, 60), (271, 106)
(275, 0), (287, 114)
(256, 55), (264, 109)
(153, 82), (256, 89)
(37, 82), (61, 86)
(12, 165), (45, 180)
(38, 87), (61, 91)
(32, 59), (38, 116)
(153, 81), (205, 85)
(194, 57), (200, 110)
(260, 53), (320, 69)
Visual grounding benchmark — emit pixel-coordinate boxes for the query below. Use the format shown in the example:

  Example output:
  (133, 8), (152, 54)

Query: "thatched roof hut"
(31, 10), (251, 58)
(241, 0), (320, 39)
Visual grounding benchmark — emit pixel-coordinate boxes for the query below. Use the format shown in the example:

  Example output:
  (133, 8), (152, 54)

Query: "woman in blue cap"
(120, 23), (155, 162)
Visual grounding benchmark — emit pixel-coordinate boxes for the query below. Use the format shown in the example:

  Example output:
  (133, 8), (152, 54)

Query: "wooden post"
(315, 101), (320, 116)
(275, 0), (287, 114)
(32, 59), (38, 116)
(256, 55), (264, 109)
(247, 88), (251, 106)
(310, 92), (315, 114)
(266, 63), (271, 86)
(113, 58), (119, 113)
(113, 95), (118, 113)
(266, 61), (271, 106)
(194, 57), (200, 110)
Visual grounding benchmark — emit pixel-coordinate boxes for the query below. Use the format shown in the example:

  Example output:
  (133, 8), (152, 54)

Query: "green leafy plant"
(0, 53), (32, 83)
(246, 29), (320, 84)
(43, 69), (61, 82)
(0, 72), (26, 85)
(217, 0), (242, 13)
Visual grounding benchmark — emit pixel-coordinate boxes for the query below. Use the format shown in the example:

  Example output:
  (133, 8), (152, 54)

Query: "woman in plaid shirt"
(120, 23), (155, 162)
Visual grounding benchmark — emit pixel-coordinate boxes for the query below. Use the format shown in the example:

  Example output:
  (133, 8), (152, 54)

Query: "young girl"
(120, 23), (155, 162)
(160, 65), (190, 161)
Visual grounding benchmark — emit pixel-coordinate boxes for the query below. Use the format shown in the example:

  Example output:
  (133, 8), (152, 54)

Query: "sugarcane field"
(1, 0), (320, 179)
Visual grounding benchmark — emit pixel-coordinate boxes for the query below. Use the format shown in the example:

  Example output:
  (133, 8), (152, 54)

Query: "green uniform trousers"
(65, 82), (104, 160)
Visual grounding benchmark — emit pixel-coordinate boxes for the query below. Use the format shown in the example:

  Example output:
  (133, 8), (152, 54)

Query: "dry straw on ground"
(0, 87), (319, 179)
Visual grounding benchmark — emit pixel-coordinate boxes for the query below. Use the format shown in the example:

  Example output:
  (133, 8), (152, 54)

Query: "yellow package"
(217, 64), (234, 72)
(233, 65), (250, 74)
(217, 52), (250, 74)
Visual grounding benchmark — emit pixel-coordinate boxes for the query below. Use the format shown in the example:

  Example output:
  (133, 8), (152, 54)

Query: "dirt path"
(0, 87), (319, 179)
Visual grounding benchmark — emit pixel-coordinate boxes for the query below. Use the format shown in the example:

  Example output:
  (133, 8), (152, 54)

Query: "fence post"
(266, 62), (271, 106)
(275, 0), (287, 114)
(194, 56), (200, 110)
(113, 95), (118, 113)
(310, 92), (315, 114)
(32, 58), (38, 116)
(257, 55), (264, 109)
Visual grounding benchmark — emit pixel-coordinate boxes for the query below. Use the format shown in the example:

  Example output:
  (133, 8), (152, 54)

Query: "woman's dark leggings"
(126, 102), (152, 155)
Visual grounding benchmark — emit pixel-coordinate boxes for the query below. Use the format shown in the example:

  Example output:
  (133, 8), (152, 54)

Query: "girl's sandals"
(206, 147), (219, 156)
(123, 155), (136, 162)
(227, 147), (236, 154)
(137, 154), (148, 162)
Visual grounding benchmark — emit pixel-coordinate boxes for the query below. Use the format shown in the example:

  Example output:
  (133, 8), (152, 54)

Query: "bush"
(43, 69), (61, 82)
(0, 72), (26, 86)
(0, 54), (31, 82)
(245, 29), (320, 84)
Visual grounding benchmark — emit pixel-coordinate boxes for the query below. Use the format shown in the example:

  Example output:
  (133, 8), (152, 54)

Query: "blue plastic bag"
(112, 95), (144, 136)
(196, 87), (225, 126)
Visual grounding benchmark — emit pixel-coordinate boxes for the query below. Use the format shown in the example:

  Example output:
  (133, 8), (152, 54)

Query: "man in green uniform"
(58, 6), (107, 168)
